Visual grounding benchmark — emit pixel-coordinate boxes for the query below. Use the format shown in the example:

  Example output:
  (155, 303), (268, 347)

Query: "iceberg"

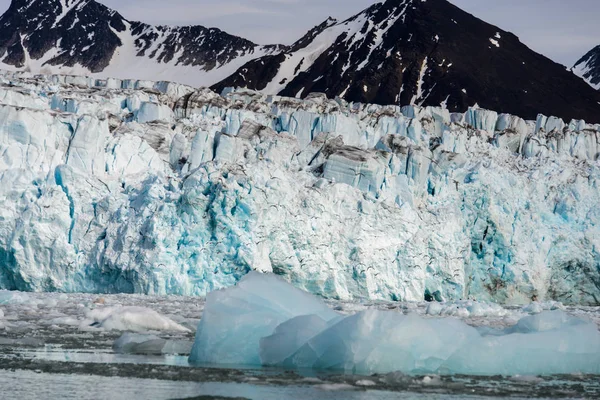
(189, 272), (338, 365)
(190, 273), (600, 375)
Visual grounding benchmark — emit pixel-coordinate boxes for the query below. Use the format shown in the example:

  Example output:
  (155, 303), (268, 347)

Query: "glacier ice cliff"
(189, 272), (600, 375)
(0, 70), (599, 305)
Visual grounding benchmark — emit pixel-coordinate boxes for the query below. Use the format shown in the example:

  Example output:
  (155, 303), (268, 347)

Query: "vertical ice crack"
(54, 168), (76, 245)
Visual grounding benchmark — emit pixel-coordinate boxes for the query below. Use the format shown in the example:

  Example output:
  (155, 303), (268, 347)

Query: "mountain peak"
(0, 0), (598, 122)
(573, 45), (600, 90)
(213, 0), (600, 122)
(0, 0), (275, 84)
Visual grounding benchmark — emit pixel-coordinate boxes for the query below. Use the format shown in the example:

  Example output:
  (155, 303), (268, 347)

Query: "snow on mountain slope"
(215, 0), (600, 123)
(0, 70), (599, 306)
(1, 0), (599, 125)
(574, 45), (600, 90)
(0, 0), (280, 86)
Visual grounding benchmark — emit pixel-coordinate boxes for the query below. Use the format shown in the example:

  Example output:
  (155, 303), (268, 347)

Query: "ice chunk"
(136, 102), (175, 123)
(113, 333), (194, 355)
(323, 148), (387, 195)
(536, 114), (565, 133)
(465, 107), (498, 132)
(522, 302), (544, 314)
(214, 134), (244, 162)
(426, 301), (507, 318)
(113, 333), (162, 353)
(47, 316), (80, 326)
(0, 337), (45, 347)
(161, 340), (194, 355)
(445, 311), (600, 375)
(506, 310), (586, 333)
(190, 273), (600, 375)
(169, 133), (189, 170)
(259, 314), (333, 366)
(186, 130), (215, 170)
(87, 306), (190, 332)
(189, 272), (339, 366)
(65, 115), (108, 176)
(495, 114), (528, 153)
(406, 145), (432, 186)
(279, 310), (479, 373)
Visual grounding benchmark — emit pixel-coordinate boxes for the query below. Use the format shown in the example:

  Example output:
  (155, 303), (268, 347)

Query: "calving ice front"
(0, 70), (599, 305)
(189, 272), (600, 375)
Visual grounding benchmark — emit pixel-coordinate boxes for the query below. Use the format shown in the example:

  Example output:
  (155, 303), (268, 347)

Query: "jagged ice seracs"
(0, 70), (599, 305)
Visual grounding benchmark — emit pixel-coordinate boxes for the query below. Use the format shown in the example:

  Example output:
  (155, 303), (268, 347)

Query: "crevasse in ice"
(189, 272), (600, 375)
(0, 70), (599, 305)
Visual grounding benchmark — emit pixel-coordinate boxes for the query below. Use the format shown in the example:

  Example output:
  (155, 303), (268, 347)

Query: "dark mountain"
(0, 0), (599, 122)
(214, 0), (600, 123)
(0, 0), (280, 85)
(573, 45), (600, 91)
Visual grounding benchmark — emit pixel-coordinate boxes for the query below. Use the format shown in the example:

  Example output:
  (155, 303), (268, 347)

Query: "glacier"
(0, 70), (599, 305)
(189, 272), (600, 375)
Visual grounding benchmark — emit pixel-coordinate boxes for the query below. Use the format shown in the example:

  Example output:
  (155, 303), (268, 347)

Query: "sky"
(2, 0), (599, 66)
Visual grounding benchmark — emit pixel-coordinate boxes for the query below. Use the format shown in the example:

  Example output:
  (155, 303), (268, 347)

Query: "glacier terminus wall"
(0, 70), (599, 305)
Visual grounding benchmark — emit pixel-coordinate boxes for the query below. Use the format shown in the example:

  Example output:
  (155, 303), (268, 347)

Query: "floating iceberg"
(189, 273), (600, 375)
(190, 272), (338, 365)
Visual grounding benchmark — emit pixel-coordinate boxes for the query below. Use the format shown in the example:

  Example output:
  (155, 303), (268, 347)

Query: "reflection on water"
(0, 369), (534, 400)
(21, 347), (191, 367)
(0, 348), (598, 399)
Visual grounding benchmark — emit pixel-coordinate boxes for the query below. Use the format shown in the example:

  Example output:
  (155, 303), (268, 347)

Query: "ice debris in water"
(190, 272), (600, 375)
(87, 306), (190, 332)
(0, 291), (30, 305)
(425, 301), (507, 318)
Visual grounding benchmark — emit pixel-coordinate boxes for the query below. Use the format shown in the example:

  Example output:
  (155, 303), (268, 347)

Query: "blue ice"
(189, 273), (600, 375)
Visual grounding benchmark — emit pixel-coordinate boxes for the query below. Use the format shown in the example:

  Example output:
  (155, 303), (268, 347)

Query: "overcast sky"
(3, 0), (599, 65)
